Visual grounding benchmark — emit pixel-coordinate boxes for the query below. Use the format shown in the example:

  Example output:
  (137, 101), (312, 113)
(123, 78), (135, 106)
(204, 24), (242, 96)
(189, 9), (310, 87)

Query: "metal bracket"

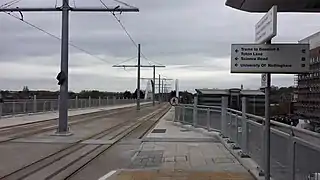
(238, 151), (250, 158)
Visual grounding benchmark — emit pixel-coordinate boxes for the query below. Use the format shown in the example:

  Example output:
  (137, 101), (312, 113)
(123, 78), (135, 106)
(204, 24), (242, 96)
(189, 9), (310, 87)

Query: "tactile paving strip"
(104, 169), (255, 180)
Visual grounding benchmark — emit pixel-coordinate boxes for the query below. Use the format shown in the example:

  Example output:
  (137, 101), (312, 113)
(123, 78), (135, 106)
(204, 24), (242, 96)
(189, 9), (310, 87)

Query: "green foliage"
(0, 87), (136, 100)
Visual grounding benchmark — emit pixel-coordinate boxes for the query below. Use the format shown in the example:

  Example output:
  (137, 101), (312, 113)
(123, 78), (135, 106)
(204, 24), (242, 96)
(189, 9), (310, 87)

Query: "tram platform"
(99, 108), (257, 180)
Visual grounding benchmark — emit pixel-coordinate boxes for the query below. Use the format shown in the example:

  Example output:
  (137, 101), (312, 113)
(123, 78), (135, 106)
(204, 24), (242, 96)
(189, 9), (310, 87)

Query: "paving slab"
(0, 142), (69, 177)
(100, 107), (255, 180)
(101, 169), (255, 180)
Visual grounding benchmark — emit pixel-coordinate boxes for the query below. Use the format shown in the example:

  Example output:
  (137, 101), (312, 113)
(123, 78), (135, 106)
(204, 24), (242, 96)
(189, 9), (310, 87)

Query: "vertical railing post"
(0, 102), (2, 119)
(88, 96), (91, 108)
(174, 106), (178, 122)
(43, 101), (46, 112)
(75, 96), (78, 109)
(12, 102), (16, 116)
(241, 97), (249, 155)
(177, 106), (181, 122)
(193, 96), (198, 127)
(288, 127), (296, 180)
(229, 113), (233, 139)
(182, 106), (185, 123)
(81, 98), (84, 108)
(33, 95), (37, 113)
(57, 95), (60, 111)
(99, 96), (101, 107)
(221, 96), (228, 137)
(206, 108), (210, 131)
(235, 114), (239, 147)
(113, 96), (116, 105)
(50, 101), (53, 111)
(23, 101), (27, 113)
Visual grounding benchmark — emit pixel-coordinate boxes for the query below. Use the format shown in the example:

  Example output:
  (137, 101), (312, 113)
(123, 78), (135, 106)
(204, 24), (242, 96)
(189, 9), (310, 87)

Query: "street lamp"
(225, 0), (320, 12)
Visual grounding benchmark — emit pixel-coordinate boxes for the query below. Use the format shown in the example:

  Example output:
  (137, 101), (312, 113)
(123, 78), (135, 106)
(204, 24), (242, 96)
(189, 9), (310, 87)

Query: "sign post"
(175, 79), (179, 100)
(258, 6), (276, 180)
(261, 73), (267, 88)
(230, 43), (310, 73)
(170, 97), (179, 106)
(255, 6), (277, 44)
(258, 7), (276, 180)
(255, 7), (277, 179)
(230, 5), (309, 180)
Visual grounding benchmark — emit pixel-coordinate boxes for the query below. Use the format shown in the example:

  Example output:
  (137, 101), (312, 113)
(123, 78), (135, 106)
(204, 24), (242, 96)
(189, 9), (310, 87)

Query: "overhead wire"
(112, 0), (137, 9)
(99, 0), (161, 66)
(141, 56), (165, 66)
(0, 0), (21, 8)
(105, 0), (172, 81)
(4, 11), (114, 65)
(99, 0), (137, 47)
(1, 0), (150, 79)
(114, 56), (137, 66)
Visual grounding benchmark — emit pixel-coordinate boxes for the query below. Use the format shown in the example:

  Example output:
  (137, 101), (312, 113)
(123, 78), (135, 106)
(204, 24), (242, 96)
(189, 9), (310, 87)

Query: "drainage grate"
(212, 157), (235, 164)
(180, 129), (190, 132)
(151, 129), (166, 133)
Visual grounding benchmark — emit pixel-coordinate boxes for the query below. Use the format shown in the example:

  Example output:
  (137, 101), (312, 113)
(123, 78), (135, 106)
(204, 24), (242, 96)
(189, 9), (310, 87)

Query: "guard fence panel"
(0, 98), (140, 118)
(174, 96), (320, 180)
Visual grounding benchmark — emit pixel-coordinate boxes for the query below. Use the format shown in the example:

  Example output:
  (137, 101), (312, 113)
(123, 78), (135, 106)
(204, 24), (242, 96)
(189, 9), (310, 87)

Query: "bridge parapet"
(175, 97), (320, 180)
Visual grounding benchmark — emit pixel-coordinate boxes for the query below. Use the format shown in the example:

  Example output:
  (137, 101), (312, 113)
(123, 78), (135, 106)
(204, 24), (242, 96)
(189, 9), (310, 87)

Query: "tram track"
(64, 105), (170, 180)
(0, 104), (170, 180)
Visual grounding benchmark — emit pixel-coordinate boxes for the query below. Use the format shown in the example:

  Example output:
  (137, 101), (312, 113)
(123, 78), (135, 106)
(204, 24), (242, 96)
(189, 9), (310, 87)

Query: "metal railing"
(175, 97), (320, 180)
(0, 97), (143, 118)
(174, 104), (222, 132)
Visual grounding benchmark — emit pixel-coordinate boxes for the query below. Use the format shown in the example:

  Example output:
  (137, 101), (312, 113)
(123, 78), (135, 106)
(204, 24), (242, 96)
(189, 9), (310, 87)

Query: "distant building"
(195, 89), (229, 107)
(241, 89), (265, 116)
(295, 31), (320, 127)
(195, 88), (265, 115)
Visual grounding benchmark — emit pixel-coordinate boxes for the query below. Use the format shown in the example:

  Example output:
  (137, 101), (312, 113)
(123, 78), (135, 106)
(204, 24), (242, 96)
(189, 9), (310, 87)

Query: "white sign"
(170, 97), (179, 106)
(261, 73), (267, 88)
(231, 44), (310, 73)
(255, 6), (277, 43)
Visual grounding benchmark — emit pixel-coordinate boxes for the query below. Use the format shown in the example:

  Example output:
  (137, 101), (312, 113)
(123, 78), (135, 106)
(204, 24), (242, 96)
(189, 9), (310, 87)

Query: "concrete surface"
(11, 105), (159, 144)
(100, 108), (255, 180)
(0, 142), (68, 177)
(0, 105), (163, 180)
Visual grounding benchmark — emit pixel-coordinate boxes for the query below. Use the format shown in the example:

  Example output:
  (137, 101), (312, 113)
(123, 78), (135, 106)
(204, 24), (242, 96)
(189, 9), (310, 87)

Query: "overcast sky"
(0, 0), (320, 93)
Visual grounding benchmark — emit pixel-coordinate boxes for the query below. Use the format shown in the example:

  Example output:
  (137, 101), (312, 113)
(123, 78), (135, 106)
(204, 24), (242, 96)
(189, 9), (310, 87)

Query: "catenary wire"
(0, 0), (21, 8)
(5, 11), (113, 64)
(112, 0), (137, 8)
(99, 0), (162, 66)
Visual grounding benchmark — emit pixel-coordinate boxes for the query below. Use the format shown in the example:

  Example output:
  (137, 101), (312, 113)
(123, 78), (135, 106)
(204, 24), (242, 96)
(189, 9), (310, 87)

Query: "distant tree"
(132, 89), (145, 99)
(22, 86), (29, 92)
(170, 91), (176, 98)
(123, 90), (132, 99)
(21, 86), (30, 99)
(180, 91), (193, 104)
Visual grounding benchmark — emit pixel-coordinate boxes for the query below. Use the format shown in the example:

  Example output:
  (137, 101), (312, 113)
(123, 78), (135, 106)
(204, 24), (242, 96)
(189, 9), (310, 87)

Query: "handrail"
(246, 112), (320, 139)
(178, 103), (320, 139)
(179, 103), (221, 109)
(175, 101), (320, 180)
(227, 108), (242, 114)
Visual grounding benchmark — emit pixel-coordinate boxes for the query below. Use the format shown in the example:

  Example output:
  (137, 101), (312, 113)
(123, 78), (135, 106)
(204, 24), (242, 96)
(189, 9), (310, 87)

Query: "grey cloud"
(0, 73), (137, 92)
(0, 0), (318, 92)
(180, 74), (294, 92)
